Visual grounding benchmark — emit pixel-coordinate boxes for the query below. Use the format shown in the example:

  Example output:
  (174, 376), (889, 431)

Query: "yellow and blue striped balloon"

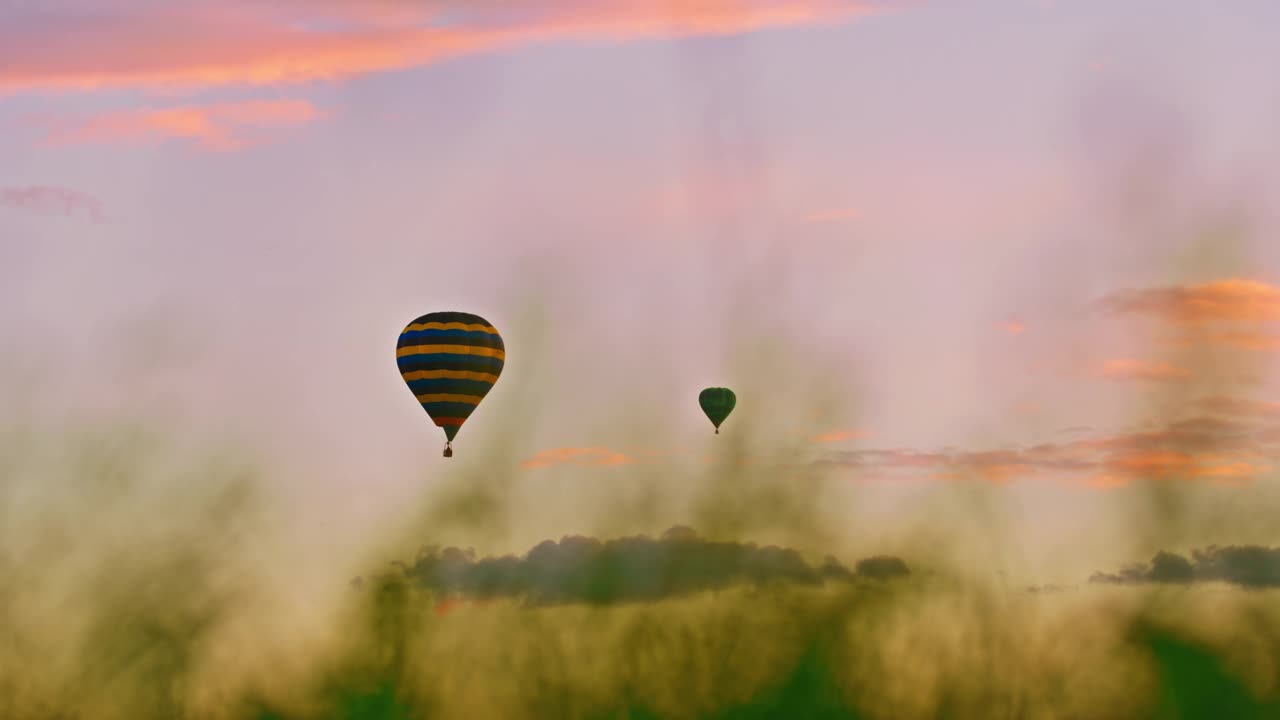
(396, 311), (504, 457)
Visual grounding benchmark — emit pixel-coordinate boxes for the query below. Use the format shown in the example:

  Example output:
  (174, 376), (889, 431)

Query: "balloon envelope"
(699, 387), (736, 433)
(396, 311), (504, 450)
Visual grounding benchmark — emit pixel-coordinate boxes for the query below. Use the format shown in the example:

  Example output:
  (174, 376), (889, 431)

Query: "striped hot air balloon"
(396, 311), (504, 457)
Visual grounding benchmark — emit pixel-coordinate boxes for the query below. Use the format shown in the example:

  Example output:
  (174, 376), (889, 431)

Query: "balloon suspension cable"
(443, 441), (453, 458)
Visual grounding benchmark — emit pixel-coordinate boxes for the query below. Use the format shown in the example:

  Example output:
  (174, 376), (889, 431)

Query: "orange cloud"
(45, 99), (320, 151)
(521, 446), (635, 470)
(0, 1), (885, 93)
(1095, 358), (1191, 382)
(975, 463), (1033, 484)
(1, 185), (103, 220)
(1103, 449), (1270, 487)
(1103, 279), (1280, 354)
(1105, 449), (1193, 478)
(1084, 473), (1128, 490)
(1104, 278), (1280, 325)
(997, 319), (1026, 335)
(1194, 459), (1265, 479)
(811, 428), (869, 444)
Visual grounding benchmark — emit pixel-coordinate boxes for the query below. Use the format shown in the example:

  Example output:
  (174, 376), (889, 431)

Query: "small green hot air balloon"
(699, 387), (736, 434)
(396, 311), (504, 457)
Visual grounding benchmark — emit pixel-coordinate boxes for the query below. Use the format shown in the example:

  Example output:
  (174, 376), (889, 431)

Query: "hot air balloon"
(396, 311), (504, 457)
(699, 387), (736, 434)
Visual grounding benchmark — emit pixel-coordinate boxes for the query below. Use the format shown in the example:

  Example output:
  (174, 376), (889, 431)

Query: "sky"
(4, 0), (1280, 585)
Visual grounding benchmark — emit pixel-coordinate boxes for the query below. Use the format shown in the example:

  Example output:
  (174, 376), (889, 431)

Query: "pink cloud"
(0, 185), (103, 221)
(0, 1), (886, 93)
(45, 99), (321, 151)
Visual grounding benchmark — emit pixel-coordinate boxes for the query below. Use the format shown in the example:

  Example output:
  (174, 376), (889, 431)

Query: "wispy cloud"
(44, 99), (321, 151)
(0, 1), (887, 93)
(811, 428), (869, 444)
(1094, 357), (1191, 382)
(0, 185), (103, 220)
(522, 446), (635, 469)
(820, 399), (1280, 488)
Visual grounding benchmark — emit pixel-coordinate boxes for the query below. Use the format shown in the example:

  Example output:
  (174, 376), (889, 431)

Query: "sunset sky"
(4, 0), (1280, 583)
